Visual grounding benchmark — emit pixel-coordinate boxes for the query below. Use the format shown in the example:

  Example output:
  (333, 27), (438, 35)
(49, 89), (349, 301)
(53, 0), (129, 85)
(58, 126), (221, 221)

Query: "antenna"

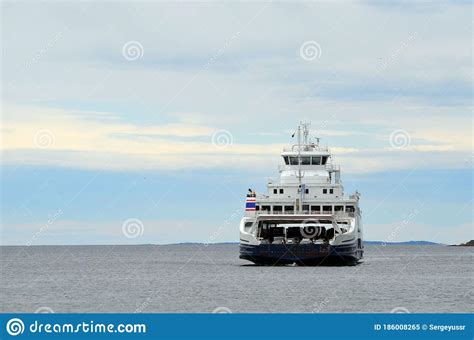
(301, 121), (311, 146)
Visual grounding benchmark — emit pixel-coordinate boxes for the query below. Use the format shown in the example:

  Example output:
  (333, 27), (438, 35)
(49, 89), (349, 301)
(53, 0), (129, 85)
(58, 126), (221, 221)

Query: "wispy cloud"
(1, 105), (471, 174)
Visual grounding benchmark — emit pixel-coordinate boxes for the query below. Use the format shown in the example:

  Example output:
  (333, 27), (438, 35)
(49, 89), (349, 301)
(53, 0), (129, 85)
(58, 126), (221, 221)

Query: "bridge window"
(289, 156), (299, 165)
(323, 206), (332, 213)
(322, 156), (328, 165)
(284, 206), (294, 212)
(302, 205), (309, 211)
(301, 156), (310, 165)
(273, 206), (282, 212)
(311, 205), (321, 212)
(346, 206), (355, 213)
(283, 156), (289, 165)
(330, 189), (334, 194)
(279, 188), (284, 194)
(311, 156), (321, 165)
(323, 189), (327, 194)
(273, 189), (277, 194)
(334, 205), (344, 212)
(262, 205), (271, 211)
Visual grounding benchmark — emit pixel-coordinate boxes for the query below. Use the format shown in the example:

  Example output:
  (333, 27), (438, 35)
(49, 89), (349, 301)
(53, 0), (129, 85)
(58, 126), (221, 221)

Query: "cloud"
(1, 104), (471, 175)
(1, 105), (285, 170)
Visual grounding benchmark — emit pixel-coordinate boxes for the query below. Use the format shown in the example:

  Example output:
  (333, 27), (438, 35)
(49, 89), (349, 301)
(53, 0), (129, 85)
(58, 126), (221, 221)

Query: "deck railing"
(277, 164), (340, 172)
(255, 211), (355, 217)
(282, 145), (329, 152)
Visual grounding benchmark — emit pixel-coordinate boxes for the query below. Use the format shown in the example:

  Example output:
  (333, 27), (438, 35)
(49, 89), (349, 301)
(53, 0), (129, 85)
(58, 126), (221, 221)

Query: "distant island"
(452, 240), (474, 247)
(363, 241), (443, 246)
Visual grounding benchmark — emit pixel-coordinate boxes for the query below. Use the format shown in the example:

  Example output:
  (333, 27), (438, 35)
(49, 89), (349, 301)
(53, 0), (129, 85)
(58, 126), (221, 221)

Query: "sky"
(1, 1), (472, 245)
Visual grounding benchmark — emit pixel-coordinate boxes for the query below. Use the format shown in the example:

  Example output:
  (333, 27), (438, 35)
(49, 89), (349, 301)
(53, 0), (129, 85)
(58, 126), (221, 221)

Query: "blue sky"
(1, 1), (472, 245)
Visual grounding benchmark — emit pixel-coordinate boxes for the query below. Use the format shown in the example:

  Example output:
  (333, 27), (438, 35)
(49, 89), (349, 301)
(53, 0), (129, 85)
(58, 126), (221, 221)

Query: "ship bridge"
(275, 124), (341, 185)
(278, 152), (339, 184)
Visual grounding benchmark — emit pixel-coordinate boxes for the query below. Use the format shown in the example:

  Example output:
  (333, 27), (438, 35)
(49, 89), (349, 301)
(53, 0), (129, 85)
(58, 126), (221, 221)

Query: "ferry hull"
(239, 242), (363, 266)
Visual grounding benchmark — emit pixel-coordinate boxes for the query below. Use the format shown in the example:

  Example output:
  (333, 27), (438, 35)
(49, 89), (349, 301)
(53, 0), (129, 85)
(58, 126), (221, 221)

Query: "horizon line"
(2, 240), (471, 247)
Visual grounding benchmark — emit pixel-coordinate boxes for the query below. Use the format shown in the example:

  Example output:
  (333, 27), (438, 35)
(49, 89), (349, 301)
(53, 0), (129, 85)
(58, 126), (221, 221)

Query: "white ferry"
(239, 123), (364, 265)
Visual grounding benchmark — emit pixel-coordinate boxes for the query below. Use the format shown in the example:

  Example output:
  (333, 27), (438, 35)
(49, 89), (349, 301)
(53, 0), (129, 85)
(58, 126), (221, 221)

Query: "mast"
(297, 122), (304, 213)
(298, 122), (311, 213)
(293, 122), (313, 213)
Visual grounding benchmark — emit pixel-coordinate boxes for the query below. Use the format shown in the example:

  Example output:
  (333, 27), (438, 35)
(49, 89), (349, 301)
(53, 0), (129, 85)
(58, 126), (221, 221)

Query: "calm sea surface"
(0, 245), (472, 313)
